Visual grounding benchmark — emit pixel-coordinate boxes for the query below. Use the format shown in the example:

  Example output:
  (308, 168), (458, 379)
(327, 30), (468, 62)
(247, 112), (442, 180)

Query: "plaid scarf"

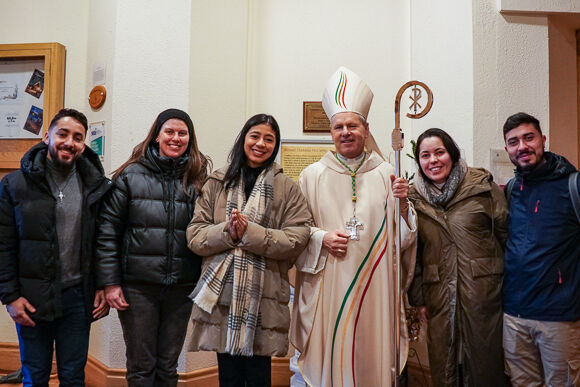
(190, 166), (274, 356)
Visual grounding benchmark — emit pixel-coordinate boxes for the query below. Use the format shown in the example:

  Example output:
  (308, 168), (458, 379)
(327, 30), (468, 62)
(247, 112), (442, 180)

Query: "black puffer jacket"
(96, 146), (201, 287)
(0, 143), (112, 321)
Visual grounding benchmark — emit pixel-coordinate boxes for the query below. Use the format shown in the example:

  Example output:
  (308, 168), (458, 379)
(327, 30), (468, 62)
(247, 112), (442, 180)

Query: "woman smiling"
(96, 109), (210, 386)
(408, 128), (509, 387)
(186, 114), (311, 386)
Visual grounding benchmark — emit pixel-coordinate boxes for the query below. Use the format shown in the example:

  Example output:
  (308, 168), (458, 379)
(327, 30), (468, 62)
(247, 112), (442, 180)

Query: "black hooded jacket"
(96, 145), (201, 288)
(0, 142), (112, 321)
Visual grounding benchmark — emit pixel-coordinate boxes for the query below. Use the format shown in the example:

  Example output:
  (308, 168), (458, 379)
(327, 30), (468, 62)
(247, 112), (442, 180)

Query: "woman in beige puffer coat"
(186, 114), (311, 386)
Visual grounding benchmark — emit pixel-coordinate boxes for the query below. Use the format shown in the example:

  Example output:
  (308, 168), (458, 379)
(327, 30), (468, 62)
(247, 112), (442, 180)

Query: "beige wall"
(0, 0), (89, 111)
(190, 0), (411, 169)
(473, 0), (551, 175)
(410, 0), (474, 169)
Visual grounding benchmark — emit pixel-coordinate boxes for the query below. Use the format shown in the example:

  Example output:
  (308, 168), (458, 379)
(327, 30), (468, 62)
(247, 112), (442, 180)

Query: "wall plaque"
(303, 101), (330, 132)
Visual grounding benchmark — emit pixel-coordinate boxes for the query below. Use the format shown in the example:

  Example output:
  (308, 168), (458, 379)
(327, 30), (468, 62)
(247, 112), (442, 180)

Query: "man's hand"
(7, 297), (36, 327)
(104, 285), (129, 311)
(417, 306), (429, 322)
(92, 290), (110, 319)
(390, 175), (409, 200)
(390, 175), (410, 223)
(323, 230), (350, 258)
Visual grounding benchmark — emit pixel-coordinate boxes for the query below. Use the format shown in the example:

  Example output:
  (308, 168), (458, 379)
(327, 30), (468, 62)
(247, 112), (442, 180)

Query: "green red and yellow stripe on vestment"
(330, 214), (389, 387)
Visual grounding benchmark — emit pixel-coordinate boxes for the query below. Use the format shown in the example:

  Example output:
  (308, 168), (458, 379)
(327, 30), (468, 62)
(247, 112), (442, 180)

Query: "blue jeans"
(16, 285), (90, 387)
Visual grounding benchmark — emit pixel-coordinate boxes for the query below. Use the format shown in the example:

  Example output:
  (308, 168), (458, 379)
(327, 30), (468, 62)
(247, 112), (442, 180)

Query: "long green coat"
(408, 167), (509, 387)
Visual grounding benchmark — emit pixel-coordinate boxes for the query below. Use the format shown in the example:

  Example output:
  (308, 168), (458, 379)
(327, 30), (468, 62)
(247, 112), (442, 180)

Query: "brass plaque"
(303, 101), (330, 132)
(280, 143), (334, 181)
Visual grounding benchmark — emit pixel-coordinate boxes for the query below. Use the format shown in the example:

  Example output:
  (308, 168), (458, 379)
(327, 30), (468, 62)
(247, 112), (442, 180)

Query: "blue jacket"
(504, 152), (580, 321)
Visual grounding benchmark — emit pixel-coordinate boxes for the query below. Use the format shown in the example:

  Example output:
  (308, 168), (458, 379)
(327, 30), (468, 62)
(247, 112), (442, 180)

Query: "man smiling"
(0, 108), (111, 386)
(502, 112), (580, 386)
(291, 67), (417, 387)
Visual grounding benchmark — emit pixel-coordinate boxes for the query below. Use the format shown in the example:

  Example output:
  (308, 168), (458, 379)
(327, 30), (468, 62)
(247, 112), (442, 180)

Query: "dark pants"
(118, 284), (193, 387)
(217, 353), (271, 387)
(16, 285), (90, 387)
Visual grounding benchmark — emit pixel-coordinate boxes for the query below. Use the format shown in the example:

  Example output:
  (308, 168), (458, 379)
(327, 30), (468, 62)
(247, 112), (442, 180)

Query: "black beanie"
(154, 108), (194, 138)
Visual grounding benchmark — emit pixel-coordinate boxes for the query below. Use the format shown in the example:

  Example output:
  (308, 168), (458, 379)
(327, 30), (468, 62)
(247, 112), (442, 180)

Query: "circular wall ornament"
(89, 85), (106, 109)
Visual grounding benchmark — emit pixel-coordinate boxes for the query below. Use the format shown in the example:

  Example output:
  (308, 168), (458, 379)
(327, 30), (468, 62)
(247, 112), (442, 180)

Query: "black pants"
(118, 284), (193, 387)
(217, 353), (271, 387)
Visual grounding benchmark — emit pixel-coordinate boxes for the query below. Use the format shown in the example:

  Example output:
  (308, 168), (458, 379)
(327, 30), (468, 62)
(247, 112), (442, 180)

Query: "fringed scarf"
(415, 159), (468, 208)
(190, 166), (274, 356)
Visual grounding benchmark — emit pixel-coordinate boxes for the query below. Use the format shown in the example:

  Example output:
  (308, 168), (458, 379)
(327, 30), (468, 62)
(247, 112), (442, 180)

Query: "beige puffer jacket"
(186, 164), (312, 356)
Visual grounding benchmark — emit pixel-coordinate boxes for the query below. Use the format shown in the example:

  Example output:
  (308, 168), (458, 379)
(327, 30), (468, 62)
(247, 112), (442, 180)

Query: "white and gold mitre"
(322, 66), (374, 120)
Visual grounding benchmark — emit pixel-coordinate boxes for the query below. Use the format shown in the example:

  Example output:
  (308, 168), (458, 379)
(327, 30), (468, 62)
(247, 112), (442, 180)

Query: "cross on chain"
(345, 216), (364, 241)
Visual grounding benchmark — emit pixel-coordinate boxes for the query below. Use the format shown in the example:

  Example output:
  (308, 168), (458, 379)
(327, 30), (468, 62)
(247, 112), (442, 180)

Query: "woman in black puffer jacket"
(96, 109), (211, 387)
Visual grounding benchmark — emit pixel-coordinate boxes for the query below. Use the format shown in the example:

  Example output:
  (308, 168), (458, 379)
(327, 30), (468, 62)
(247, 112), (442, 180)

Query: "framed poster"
(0, 43), (65, 171)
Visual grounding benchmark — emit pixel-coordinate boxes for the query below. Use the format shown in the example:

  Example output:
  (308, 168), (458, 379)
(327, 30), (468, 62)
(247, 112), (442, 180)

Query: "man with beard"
(502, 112), (580, 386)
(0, 108), (112, 385)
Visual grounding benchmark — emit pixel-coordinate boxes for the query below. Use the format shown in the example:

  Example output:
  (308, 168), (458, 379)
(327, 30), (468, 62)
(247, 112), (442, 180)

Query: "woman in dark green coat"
(408, 128), (509, 387)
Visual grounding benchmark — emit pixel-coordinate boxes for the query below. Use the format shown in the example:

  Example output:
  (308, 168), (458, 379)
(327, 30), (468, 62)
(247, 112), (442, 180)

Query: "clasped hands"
(228, 208), (248, 242)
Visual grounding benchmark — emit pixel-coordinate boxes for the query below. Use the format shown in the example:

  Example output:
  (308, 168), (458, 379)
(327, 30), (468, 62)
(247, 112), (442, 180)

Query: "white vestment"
(290, 151), (417, 387)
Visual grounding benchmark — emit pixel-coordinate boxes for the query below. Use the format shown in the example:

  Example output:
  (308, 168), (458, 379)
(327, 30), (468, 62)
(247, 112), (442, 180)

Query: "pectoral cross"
(345, 216), (364, 240)
(58, 191), (64, 201)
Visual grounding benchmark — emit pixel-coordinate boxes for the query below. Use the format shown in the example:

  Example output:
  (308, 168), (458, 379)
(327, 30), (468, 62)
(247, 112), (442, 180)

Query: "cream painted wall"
(409, 0), (474, 167)
(0, 0), (90, 344)
(189, 0), (250, 169)
(84, 0), (121, 367)
(85, 0), (118, 176)
(189, 0), (412, 169)
(0, 0), (89, 111)
(108, 0), (192, 173)
(473, 0), (550, 172)
(245, 0), (410, 164)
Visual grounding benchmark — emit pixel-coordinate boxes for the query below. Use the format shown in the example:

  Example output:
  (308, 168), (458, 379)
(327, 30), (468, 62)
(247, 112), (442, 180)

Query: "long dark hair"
(223, 114), (280, 188)
(414, 128), (461, 181)
(112, 109), (211, 195)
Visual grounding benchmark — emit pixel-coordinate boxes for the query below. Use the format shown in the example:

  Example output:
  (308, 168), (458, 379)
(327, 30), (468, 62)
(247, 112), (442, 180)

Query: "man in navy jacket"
(502, 112), (580, 386)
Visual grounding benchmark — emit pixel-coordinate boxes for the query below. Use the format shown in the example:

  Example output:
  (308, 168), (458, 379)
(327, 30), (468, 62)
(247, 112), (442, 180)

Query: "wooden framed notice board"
(0, 42), (65, 172)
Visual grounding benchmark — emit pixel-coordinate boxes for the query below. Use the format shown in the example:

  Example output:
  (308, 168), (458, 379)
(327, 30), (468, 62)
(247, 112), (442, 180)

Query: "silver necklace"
(50, 169), (76, 202)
